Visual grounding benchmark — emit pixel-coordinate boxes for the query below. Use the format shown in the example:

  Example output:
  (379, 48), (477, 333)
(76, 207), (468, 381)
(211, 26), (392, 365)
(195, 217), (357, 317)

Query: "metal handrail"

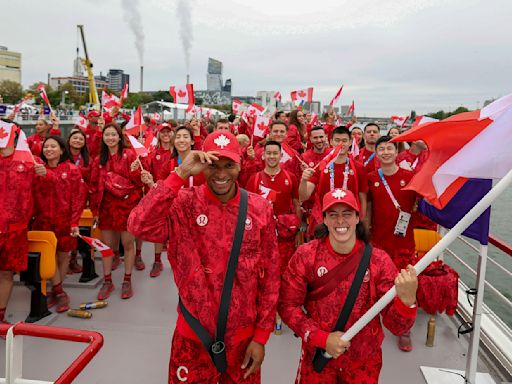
(489, 234), (512, 257)
(457, 235), (512, 278)
(0, 322), (103, 384)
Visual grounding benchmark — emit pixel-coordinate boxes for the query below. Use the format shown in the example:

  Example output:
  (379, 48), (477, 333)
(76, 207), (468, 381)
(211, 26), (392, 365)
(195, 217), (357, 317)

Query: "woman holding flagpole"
(278, 188), (418, 383)
(33, 136), (86, 312)
(90, 123), (142, 300)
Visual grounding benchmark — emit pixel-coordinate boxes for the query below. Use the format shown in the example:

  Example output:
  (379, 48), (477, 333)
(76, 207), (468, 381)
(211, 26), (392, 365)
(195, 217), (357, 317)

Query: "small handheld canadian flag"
(12, 95), (31, 117)
(0, 120), (18, 149)
(80, 235), (114, 257)
(329, 85), (344, 107)
(13, 129), (35, 163)
(37, 84), (52, 112)
(253, 115), (270, 138)
(125, 106), (143, 135)
(74, 115), (88, 131)
(120, 83), (129, 100)
(232, 99), (242, 115)
(290, 87), (313, 106)
(347, 100), (355, 116)
(247, 103), (264, 118)
(128, 135), (149, 157)
(390, 115), (409, 128)
(169, 84), (195, 112)
(273, 91), (282, 102)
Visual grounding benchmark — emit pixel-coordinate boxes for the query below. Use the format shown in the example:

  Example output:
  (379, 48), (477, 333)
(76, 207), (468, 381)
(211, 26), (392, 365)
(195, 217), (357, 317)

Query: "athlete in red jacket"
(278, 189), (418, 383)
(128, 131), (280, 384)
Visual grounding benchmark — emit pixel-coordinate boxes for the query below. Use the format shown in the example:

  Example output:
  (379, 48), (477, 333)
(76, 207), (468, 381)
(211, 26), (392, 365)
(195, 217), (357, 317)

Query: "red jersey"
(70, 152), (91, 186)
(301, 148), (329, 169)
(367, 168), (417, 252)
(246, 169), (298, 216)
(396, 149), (429, 172)
(322, 123), (336, 140)
(27, 133), (45, 156)
(286, 124), (304, 152)
(33, 161), (86, 227)
(357, 147), (379, 171)
(84, 127), (103, 160)
(128, 173), (280, 345)
(147, 147), (173, 181)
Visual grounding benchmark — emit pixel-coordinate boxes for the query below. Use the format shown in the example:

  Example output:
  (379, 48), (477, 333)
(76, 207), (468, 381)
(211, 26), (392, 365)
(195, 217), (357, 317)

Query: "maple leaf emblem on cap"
(332, 189), (346, 200)
(214, 134), (230, 149)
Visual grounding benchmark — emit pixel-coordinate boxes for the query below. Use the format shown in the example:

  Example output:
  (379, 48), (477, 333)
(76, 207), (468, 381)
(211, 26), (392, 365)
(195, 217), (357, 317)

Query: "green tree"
(410, 110), (416, 121)
(0, 80), (23, 104)
(123, 92), (154, 108)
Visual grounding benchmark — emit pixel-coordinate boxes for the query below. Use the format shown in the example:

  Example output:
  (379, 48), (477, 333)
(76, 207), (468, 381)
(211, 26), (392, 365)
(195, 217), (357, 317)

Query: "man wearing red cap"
(128, 130), (280, 383)
(278, 188), (418, 383)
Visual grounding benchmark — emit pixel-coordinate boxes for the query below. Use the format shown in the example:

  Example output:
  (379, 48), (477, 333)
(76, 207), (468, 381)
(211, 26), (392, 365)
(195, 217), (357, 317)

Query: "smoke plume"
(177, 0), (193, 71)
(122, 0), (145, 64)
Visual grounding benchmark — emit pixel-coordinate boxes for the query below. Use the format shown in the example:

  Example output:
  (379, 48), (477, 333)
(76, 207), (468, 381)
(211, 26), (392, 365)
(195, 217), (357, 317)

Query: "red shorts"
(296, 344), (382, 384)
(168, 329), (260, 384)
(32, 220), (76, 253)
(0, 229), (29, 272)
(99, 192), (139, 232)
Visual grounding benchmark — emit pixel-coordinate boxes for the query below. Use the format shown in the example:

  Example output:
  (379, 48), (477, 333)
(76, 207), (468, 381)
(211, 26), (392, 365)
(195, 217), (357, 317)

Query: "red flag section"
(80, 236), (114, 257)
(13, 129), (35, 163)
(329, 85), (344, 107)
(0, 121), (18, 149)
(125, 106), (143, 135)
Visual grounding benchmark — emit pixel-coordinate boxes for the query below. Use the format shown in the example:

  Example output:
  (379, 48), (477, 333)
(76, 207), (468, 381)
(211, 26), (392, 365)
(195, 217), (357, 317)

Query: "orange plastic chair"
(414, 228), (442, 259)
(27, 231), (57, 295)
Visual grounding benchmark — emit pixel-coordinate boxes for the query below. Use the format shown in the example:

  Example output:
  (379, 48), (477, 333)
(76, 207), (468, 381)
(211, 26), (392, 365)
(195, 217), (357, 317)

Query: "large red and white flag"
(232, 99), (242, 115)
(13, 129), (34, 163)
(253, 115), (271, 138)
(37, 84), (52, 111)
(80, 236), (114, 257)
(0, 120), (18, 148)
(290, 87), (313, 106)
(125, 106), (143, 135)
(273, 91), (282, 102)
(127, 135), (149, 157)
(392, 93), (512, 209)
(101, 90), (121, 109)
(169, 84), (195, 112)
(74, 115), (88, 131)
(120, 83), (129, 100)
(12, 95), (31, 117)
(411, 115), (439, 128)
(247, 102), (264, 118)
(329, 85), (344, 107)
(390, 115), (409, 127)
(347, 100), (355, 115)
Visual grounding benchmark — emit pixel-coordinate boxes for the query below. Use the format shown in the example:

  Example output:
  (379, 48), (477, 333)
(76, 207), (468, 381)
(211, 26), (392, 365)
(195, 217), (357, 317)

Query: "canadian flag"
(153, 112), (162, 121)
(101, 90), (121, 109)
(13, 129), (35, 163)
(391, 115), (410, 127)
(316, 143), (344, 171)
(120, 83), (129, 100)
(128, 135), (149, 157)
(144, 130), (158, 151)
(310, 112), (319, 126)
(253, 115), (270, 138)
(74, 115), (88, 131)
(80, 236), (114, 257)
(290, 87), (313, 106)
(258, 184), (277, 202)
(125, 106), (143, 135)
(329, 85), (344, 107)
(204, 109), (212, 120)
(281, 142), (298, 164)
(350, 136), (360, 157)
(37, 84), (52, 111)
(347, 100), (355, 115)
(169, 84), (195, 112)
(232, 99), (242, 115)
(247, 102), (264, 118)
(412, 115), (439, 128)
(273, 91), (282, 102)
(12, 95), (31, 117)
(0, 120), (18, 148)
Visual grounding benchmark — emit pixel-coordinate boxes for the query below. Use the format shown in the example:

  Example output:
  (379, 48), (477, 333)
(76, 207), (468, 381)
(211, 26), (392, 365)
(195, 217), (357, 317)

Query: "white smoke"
(122, 0), (145, 64)
(176, 0), (193, 71)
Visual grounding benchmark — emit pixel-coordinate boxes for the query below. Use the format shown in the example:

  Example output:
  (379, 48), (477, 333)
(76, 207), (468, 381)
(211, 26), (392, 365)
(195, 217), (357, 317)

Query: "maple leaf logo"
(298, 90), (306, 98)
(332, 189), (346, 200)
(178, 89), (187, 98)
(257, 122), (267, 130)
(214, 134), (230, 149)
(0, 127), (8, 140)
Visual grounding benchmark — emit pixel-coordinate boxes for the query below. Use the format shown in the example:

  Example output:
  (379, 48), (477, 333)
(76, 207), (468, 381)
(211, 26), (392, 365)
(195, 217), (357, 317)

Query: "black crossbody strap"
(312, 243), (373, 373)
(179, 188), (248, 373)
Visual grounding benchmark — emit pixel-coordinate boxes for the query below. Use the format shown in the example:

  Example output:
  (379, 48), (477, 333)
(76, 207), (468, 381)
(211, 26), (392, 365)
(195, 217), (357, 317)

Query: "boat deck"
(0, 251), (503, 383)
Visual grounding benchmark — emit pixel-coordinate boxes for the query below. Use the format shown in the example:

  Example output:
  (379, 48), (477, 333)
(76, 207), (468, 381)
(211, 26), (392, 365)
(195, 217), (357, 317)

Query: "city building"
(256, 91), (281, 107)
(207, 58), (223, 91)
(50, 75), (108, 95)
(195, 58), (232, 105)
(108, 69), (130, 92)
(0, 46), (21, 83)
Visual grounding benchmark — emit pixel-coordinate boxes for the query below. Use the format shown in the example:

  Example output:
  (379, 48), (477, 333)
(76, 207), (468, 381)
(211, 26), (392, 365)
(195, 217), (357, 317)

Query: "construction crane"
(77, 25), (99, 107)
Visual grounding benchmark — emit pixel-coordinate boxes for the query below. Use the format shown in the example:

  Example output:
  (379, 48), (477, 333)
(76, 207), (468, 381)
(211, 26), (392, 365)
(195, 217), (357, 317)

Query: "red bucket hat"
(202, 131), (241, 164)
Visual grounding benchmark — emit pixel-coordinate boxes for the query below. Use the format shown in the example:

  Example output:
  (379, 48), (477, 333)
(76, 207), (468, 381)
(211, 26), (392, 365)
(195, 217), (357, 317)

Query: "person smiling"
(278, 188), (418, 383)
(128, 130), (280, 383)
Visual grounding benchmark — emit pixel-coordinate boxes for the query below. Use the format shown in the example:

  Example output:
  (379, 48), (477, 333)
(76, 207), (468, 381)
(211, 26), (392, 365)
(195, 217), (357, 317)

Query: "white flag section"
(128, 135), (149, 157)
(433, 95), (512, 196)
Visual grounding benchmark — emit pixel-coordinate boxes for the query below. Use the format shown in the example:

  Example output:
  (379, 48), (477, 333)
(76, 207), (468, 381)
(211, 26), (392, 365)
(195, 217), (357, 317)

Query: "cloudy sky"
(2, 0), (511, 115)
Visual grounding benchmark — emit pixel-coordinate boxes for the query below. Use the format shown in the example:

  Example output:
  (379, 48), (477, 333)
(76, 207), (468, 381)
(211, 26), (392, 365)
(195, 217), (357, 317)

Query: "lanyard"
(377, 169), (400, 210)
(74, 154), (81, 167)
(363, 152), (375, 167)
(329, 157), (350, 191)
(411, 157), (419, 170)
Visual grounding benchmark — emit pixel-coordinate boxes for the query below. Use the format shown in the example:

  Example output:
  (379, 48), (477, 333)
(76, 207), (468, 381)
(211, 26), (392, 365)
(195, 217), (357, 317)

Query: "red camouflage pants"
(278, 237), (297, 275)
(295, 345), (382, 384)
(168, 330), (260, 384)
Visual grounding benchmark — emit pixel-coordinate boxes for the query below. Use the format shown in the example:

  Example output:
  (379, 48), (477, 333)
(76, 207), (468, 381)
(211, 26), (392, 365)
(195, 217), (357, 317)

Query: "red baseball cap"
(87, 110), (100, 119)
(322, 189), (360, 213)
(157, 122), (173, 132)
(202, 131), (241, 164)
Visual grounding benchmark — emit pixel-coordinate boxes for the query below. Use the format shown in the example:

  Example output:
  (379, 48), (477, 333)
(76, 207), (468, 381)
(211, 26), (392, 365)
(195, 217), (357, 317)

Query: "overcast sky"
(2, 0), (511, 116)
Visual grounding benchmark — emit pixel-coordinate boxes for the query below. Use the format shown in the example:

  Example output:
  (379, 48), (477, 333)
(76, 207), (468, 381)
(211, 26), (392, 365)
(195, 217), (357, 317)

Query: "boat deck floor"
(0, 249), (501, 383)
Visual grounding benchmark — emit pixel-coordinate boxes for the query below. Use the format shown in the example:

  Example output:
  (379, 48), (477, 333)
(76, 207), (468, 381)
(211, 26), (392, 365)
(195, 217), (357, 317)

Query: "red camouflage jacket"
(32, 161), (86, 227)
(127, 172), (281, 346)
(278, 238), (417, 367)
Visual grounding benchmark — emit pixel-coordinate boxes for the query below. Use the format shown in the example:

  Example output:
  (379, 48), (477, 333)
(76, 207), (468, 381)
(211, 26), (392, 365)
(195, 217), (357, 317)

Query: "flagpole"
(338, 168), (512, 344)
